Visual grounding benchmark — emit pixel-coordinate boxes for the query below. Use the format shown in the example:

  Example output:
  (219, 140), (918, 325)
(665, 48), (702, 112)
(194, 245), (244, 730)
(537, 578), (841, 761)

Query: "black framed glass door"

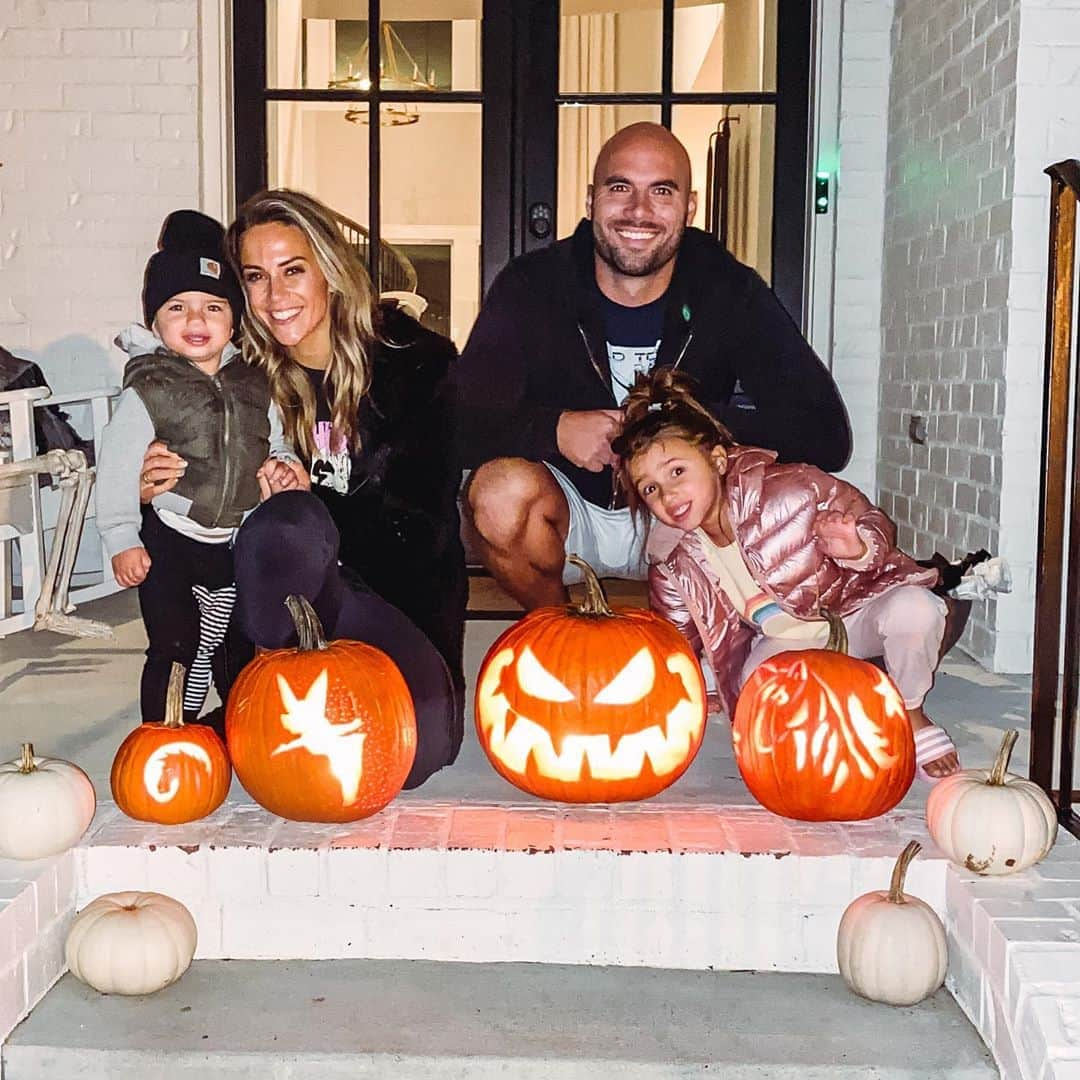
(232, 0), (811, 333)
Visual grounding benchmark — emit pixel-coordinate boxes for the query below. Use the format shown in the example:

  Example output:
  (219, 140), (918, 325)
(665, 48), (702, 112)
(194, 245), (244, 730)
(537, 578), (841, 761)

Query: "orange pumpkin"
(111, 662), (231, 824)
(475, 555), (707, 802)
(732, 619), (915, 821)
(225, 596), (416, 822)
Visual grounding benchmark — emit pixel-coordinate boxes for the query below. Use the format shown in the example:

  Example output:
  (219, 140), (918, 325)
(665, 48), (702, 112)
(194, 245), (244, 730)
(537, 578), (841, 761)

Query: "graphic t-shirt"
(301, 365), (352, 495)
(599, 292), (667, 405)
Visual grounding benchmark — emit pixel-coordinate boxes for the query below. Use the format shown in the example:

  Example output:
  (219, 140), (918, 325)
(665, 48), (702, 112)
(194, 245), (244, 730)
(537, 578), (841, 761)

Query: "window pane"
(383, 0), (482, 92)
(672, 104), (775, 281)
(560, 1), (662, 94)
(267, 99), (370, 221)
(267, 2), (481, 92)
(381, 102), (482, 348)
(673, 0), (777, 93)
(557, 104), (662, 240)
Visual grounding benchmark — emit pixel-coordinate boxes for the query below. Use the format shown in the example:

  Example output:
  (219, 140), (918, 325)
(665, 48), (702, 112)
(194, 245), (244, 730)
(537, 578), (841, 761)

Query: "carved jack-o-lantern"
(226, 596), (416, 822)
(111, 663), (230, 825)
(732, 617), (915, 821)
(475, 556), (707, 802)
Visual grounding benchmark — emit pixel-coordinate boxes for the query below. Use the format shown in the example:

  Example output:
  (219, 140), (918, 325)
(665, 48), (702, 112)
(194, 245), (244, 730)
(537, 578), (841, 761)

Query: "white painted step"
(3, 960), (997, 1079)
(75, 803), (949, 971)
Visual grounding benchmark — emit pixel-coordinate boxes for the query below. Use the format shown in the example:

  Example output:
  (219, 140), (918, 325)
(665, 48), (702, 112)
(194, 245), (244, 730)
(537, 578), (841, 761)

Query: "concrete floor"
(3, 960), (998, 1079)
(0, 587), (1033, 809)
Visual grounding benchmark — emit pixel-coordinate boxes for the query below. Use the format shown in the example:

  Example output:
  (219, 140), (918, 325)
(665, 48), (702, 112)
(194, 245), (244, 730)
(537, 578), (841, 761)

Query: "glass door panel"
(559, 0), (663, 94)
(267, 100), (370, 220)
(672, 0), (776, 93)
(557, 103), (661, 239)
(380, 102), (483, 347)
(672, 103), (775, 281)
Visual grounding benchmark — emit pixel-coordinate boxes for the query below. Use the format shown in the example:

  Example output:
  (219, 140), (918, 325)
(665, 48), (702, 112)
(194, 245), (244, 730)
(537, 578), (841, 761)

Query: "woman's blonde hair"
(612, 367), (735, 518)
(226, 189), (378, 463)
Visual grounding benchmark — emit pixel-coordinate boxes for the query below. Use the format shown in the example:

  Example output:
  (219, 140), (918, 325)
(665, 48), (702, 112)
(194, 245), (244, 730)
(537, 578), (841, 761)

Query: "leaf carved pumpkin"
(475, 556), (707, 802)
(732, 619), (915, 821)
(111, 663), (231, 825)
(225, 596), (416, 822)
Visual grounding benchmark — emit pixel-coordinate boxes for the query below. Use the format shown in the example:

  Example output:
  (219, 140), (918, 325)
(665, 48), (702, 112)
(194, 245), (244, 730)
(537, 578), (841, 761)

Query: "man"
(457, 122), (851, 609)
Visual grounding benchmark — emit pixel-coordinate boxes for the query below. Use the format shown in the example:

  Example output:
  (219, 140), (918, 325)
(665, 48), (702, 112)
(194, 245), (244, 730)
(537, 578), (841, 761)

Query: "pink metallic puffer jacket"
(647, 445), (939, 719)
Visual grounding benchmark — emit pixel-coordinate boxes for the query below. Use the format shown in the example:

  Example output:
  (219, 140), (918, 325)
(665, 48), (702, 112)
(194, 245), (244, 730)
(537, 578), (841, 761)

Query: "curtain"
(557, 14), (617, 238)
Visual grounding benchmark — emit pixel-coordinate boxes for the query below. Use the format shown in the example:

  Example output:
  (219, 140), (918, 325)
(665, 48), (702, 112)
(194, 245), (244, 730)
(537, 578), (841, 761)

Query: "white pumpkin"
(66, 891), (197, 995)
(926, 729), (1057, 875)
(837, 841), (947, 1006)
(0, 743), (96, 860)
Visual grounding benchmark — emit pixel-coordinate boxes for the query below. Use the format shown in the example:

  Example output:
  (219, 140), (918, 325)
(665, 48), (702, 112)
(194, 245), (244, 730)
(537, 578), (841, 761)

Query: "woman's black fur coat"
(311, 304), (467, 697)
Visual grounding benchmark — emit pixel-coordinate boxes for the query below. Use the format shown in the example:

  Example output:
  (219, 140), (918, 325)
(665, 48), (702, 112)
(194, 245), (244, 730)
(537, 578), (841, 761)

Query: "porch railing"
(330, 209), (418, 295)
(1031, 158), (1080, 837)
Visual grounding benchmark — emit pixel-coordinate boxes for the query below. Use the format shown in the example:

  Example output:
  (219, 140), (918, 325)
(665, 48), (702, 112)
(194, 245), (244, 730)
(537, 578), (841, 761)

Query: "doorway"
(232, 0), (811, 342)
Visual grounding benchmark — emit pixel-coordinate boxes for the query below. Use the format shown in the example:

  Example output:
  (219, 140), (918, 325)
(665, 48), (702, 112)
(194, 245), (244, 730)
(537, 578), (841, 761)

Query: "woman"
(139, 189), (466, 786)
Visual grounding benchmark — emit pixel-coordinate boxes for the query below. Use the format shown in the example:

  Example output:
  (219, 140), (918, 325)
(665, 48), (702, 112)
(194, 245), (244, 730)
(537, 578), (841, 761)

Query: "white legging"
(739, 586), (947, 708)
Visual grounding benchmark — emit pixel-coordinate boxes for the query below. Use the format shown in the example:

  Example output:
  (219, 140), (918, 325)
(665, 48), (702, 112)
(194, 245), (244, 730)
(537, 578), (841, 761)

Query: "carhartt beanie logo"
(142, 209), (245, 330)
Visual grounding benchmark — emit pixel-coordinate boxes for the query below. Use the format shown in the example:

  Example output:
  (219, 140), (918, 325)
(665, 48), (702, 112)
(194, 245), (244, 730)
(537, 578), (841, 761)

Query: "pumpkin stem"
(285, 595), (328, 651)
(888, 840), (921, 903)
(18, 743), (36, 774)
(567, 554), (614, 617)
(824, 610), (848, 654)
(163, 662), (186, 729)
(988, 728), (1019, 786)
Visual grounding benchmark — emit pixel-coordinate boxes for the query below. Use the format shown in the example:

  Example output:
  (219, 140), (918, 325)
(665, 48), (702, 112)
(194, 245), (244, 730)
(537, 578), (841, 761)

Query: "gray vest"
(124, 349), (271, 528)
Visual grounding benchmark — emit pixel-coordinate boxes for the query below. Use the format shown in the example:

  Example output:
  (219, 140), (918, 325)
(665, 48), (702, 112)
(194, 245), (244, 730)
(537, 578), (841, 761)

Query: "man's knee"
(467, 458), (566, 545)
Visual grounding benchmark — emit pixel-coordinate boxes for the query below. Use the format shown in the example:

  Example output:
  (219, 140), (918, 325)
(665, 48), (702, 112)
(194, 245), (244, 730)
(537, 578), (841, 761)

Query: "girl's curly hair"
(612, 367), (735, 519)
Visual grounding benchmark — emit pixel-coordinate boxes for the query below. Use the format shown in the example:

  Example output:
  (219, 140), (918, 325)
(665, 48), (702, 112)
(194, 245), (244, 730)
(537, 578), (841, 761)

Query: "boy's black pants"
(137, 507), (253, 723)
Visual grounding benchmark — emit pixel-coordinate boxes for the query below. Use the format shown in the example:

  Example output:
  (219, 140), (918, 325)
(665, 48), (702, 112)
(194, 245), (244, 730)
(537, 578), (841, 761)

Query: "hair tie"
(648, 402), (663, 413)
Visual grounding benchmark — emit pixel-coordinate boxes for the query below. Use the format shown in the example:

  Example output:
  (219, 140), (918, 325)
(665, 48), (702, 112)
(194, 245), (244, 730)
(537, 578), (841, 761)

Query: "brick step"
(2, 959), (997, 1079)
(73, 802), (948, 971)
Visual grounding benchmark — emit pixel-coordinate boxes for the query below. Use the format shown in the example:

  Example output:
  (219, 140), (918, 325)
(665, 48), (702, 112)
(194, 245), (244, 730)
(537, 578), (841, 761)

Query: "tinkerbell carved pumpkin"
(111, 662), (231, 825)
(732, 616), (915, 821)
(225, 596), (416, 822)
(475, 556), (707, 802)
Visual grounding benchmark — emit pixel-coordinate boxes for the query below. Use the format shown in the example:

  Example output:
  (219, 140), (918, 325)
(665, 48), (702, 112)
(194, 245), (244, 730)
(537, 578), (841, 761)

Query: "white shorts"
(545, 464), (648, 585)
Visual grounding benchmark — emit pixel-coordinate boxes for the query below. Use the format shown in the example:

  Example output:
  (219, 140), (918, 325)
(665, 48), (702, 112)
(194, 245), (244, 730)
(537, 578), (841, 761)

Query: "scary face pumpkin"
(732, 632), (915, 821)
(225, 596), (416, 822)
(111, 662), (231, 825)
(475, 556), (707, 802)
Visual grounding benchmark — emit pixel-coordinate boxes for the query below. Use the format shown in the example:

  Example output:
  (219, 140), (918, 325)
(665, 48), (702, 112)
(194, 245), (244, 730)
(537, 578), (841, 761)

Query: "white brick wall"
(0, 0), (201, 393)
(0, 852), (77, 1043)
(831, 0), (895, 499)
(992, 0), (1080, 674)
(877, 0), (1019, 667)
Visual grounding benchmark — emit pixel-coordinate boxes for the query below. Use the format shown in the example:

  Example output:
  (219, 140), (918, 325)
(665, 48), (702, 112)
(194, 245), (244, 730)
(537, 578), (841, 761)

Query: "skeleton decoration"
(0, 448), (110, 638)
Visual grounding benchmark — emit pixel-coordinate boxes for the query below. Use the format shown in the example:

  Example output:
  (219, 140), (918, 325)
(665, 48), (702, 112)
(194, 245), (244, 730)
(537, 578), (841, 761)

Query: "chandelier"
(328, 21), (437, 127)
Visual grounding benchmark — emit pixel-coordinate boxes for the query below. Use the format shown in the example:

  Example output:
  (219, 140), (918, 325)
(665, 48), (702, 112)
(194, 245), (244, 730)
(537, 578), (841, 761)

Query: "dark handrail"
(329, 208), (418, 295)
(1031, 158), (1080, 836)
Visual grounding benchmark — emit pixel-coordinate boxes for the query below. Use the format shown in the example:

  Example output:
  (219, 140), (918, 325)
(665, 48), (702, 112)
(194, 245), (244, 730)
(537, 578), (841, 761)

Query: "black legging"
(137, 506), (252, 724)
(232, 492), (461, 789)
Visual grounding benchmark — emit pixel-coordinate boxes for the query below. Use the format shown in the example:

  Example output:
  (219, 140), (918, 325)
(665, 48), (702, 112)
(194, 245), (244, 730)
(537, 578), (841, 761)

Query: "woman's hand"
(139, 441), (186, 504)
(257, 457), (311, 501)
(813, 509), (867, 561)
(112, 546), (151, 588)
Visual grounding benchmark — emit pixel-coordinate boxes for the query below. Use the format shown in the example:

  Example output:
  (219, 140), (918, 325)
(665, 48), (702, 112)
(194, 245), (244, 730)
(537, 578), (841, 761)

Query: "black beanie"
(142, 210), (245, 330)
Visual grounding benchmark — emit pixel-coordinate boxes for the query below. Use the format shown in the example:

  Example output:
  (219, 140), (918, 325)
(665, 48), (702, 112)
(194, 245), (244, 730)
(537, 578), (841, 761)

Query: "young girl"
(96, 209), (302, 730)
(613, 368), (959, 781)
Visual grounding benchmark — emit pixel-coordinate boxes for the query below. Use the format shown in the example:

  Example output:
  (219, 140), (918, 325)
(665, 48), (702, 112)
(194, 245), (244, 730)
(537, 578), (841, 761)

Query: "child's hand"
(112, 546), (151, 588)
(257, 457), (311, 501)
(813, 510), (867, 561)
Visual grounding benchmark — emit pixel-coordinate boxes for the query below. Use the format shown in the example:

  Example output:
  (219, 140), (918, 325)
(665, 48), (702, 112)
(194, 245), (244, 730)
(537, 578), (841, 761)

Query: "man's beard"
(593, 220), (684, 278)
